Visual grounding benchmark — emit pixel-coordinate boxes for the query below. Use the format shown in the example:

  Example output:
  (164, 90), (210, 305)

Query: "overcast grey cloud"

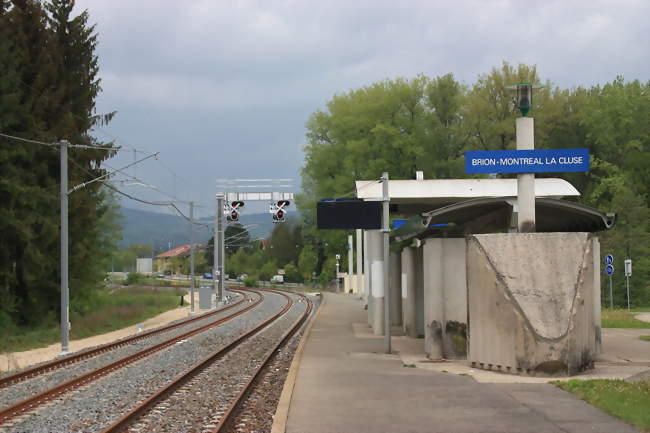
(74, 0), (649, 216)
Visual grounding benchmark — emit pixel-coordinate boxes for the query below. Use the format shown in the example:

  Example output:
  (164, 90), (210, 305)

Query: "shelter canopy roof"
(355, 178), (580, 214)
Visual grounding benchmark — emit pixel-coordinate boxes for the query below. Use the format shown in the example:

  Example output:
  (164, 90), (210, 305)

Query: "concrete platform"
(283, 293), (641, 433)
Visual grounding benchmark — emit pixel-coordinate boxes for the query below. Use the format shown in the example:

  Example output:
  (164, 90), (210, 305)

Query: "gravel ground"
(123, 293), (311, 433)
(1, 290), (288, 433)
(0, 290), (247, 410)
(222, 295), (319, 433)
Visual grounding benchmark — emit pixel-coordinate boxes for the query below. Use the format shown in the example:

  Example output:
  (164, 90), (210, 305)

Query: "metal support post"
(214, 193), (225, 304)
(348, 235), (353, 294)
(212, 194), (223, 302)
(356, 229), (363, 297)
(381, 172), (391, 354)
(219, 200), (225, 303)
(516, 117), (535, 232)
(60, 140), (70, 354)
(335, 259), (340, 293)
(626, 275), (630, 310)
(608, 274), (613, 309)
(189, 201), (195, 313)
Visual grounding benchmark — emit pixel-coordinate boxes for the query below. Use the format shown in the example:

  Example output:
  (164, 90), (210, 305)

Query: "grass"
(601, 309), (650, 328)
(555, 379), (650, 432)
(0, 286), (186, 354)
(640, 336), (650, 342)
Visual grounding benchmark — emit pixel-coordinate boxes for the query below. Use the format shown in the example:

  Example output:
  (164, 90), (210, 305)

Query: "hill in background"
(117, 207), (280, 250)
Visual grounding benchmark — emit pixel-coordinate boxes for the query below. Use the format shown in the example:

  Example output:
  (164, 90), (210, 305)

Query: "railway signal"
(271, 200), (290, 223)
(226, 200), (245, 222)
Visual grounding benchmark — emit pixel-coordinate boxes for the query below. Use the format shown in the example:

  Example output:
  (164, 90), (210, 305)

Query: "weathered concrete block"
(467, 233), (600, 375)
(423, 238), (467, 359)
(390, 252), (402, 326)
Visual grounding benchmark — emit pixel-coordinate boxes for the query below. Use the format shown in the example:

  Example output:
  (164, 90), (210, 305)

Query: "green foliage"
(125, 272), (145, 286)
(259, 260), (278, 281)
(243, 274), (258, 288)
(225, 223), (250, 255)
(298, 246), (318, 281)
(283, 262), (301, 283)
(0, 0), (118, 328)
(601, 309), (650, 329)
(555, 379), (650, 431)
(299, 62), (650, 306)
(1, 286), (183, 353)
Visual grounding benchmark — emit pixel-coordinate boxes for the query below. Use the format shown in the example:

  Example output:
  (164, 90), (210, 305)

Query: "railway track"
(0, 288), (264, 426)
(102, 289), (313, 433)
(0, 288), (248, 391)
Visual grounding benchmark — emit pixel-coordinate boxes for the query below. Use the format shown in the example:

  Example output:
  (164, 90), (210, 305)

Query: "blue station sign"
(465, 148), (589, 174)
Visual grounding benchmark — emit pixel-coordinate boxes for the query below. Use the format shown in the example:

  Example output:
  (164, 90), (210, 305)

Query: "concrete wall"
(366, 230), (384, 334)
(422, 238), (467, 359)
(390, 252), (402, 326)
(467, 233), (600, 375)
(401, 246), (425, 339)
(401, 247), (417, 338)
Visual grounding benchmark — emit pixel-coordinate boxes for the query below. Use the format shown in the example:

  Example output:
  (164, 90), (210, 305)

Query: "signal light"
(270, 200), (289, 223)
(225, 201), (244, 222)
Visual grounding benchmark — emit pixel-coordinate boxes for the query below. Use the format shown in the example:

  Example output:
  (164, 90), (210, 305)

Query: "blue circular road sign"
(606, 264), (614, 276)
(605, 254), (614, 265)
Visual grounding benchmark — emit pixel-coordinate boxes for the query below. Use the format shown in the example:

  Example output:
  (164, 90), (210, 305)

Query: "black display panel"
(316, 200), (382, 230)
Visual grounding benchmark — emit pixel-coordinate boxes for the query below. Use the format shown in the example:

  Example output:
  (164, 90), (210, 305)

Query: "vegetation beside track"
(0, 286), (186, 354)
(601, 309), (650, 328)
(555, 379), (650, 432)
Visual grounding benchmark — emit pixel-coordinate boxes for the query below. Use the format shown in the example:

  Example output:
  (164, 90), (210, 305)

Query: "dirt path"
(1, 292), (196, 373)
(635, 312), (650, 323)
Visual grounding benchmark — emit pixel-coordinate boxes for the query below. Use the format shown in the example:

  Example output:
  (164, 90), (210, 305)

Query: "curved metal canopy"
(396, 198), (615, 240)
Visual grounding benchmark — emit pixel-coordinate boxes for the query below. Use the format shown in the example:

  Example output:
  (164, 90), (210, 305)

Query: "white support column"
(366, 229), (383, 334)
(356, 229), (363, 297)
(390, 252), (402, 326)
(516, 117), (535, 232)
(401, 247), (417, 338)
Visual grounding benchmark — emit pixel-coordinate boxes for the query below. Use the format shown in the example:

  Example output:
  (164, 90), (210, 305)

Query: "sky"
(74, 0), (650, 218)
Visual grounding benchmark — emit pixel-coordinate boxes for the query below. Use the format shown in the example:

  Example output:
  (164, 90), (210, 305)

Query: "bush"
(243, 275), (258, 288)
(125, 272), (145, 286)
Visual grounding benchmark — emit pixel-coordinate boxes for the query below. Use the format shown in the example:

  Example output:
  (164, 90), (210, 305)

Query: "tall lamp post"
(510, 83), (542, 233)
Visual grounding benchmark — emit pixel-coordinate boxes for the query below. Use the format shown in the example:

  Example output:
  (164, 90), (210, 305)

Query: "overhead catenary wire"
(67, 157), (209, 227)
(0, 131), (154, 154)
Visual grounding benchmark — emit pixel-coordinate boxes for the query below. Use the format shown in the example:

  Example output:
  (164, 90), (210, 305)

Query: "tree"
(298, 246), (318, 281)
(225, 223), (250, 255)
(0, 0), (116, 327)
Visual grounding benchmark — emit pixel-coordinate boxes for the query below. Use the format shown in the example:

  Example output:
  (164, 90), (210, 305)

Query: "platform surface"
(285, 293), (640, 433)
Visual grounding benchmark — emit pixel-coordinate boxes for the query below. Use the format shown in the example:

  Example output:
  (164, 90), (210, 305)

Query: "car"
(271, 275), (284, 284)
(203, 273), (213, 279)
(237, 274), (248, 281)
(157, 274), (166, 278)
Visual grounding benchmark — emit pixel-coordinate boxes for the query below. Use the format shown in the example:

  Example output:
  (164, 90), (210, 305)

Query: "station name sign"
(465, 148), (589, 174)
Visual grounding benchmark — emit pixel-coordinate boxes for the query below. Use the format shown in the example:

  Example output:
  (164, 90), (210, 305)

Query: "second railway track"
(0, 288), (316, 433)
(0, 288), (263, 426)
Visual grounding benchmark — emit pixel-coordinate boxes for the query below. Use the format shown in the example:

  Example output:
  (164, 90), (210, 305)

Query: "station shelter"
(352, 173), (615, 375)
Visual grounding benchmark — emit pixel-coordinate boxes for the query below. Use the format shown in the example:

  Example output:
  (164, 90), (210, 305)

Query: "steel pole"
(609, 274), (613, 309)
(60, 140), (70, 354)
(356, 229), (363, 297)
(335, 261), (340, 293)
(189, 201), (195, 313)
(348, 235), (354, 294)
(219, 198), (225, 303)
(213, 195), (220, 307)
(626, 275), (630, 310)
(382, 172), (391, 354)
